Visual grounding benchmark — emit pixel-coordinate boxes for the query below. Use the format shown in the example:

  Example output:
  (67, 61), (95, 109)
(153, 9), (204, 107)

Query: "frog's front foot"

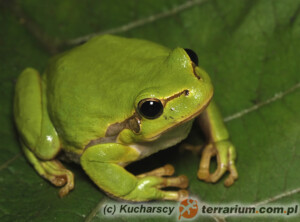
(197, 140), (238, 186)
(81, 144), (189, 202)
(125, 164), (189, 201)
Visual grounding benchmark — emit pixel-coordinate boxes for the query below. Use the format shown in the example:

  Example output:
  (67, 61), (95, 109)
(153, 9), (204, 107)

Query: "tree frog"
(14, 35), (238, 201)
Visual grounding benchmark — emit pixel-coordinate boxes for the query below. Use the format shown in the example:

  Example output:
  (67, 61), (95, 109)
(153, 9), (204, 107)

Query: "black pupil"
(184, 48), (198, 66)
(139, 100), (163, 119)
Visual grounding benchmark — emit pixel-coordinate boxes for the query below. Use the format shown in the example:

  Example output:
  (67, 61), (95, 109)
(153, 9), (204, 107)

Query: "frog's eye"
(138, 98), (163, 119)
(184, 48), (198, 66)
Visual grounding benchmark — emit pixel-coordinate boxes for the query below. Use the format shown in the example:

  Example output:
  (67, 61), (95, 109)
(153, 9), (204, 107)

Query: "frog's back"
(45, 35), (170, 149)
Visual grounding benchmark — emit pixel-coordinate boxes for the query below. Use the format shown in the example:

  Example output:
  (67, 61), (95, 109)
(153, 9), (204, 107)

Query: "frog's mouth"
(147, 102), (211, 141)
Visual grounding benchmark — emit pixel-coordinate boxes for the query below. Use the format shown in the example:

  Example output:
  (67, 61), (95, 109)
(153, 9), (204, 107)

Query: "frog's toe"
(163, 164), (175, 176)
(197, 168), (210, 182)
(162, 189), (189, 201)
(159, 175), (189, 189)
(197, 144), (215, 182)
(197, 146), (227, 183)
(137, 164), (175, 178)
(224, 174), (235, 187)
(178, 189), (189, 201)
(49, 175), (67, 186)
(40, 160), (74, 197)
(47, 173), (74, 197)
(58, 179), (74, 197)
(224, 162), (238, 187)
(124, 175), (189, 201)
(147, 175), (189, 201)
(209, 164), (227, 183)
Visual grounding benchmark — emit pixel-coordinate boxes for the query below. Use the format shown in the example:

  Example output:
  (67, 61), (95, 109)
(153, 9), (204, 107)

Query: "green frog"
(14, 35), (238, 201)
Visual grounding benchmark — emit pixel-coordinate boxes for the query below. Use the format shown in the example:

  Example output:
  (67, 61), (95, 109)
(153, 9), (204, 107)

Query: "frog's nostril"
(184, 90), (189, 96)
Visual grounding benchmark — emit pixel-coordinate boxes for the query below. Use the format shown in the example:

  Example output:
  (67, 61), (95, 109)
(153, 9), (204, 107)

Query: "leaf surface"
(0, 0), (299, 221)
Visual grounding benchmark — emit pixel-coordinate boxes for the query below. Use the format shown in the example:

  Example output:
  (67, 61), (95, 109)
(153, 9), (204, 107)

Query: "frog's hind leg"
(14, 68), (61, 159)
(14, 68), (74, 197)
(21, 141), (74, 197)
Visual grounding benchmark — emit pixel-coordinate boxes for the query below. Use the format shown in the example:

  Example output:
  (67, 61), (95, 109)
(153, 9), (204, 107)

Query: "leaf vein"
(212, 215), (227, 222)
(66, 0), (209, 46)
(0, 153), (21, 172)
(224, 82), (300, 122)
(252, 187), (300, 206)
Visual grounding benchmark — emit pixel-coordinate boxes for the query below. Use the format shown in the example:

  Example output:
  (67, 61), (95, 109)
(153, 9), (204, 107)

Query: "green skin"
(14, 35), (238, 201)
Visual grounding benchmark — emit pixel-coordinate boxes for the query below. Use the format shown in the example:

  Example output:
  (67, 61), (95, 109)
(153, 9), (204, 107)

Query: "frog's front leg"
(80, 144), (189, 201)
(197, 100), (238, 186)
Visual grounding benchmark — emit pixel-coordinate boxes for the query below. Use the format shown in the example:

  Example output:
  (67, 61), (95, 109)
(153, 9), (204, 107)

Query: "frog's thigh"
(14, 68), (60, 159)
(21, 141), (74, 197)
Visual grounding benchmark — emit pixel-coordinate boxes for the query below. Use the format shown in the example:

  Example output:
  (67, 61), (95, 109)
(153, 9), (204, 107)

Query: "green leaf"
(0, 0), (299, 221)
